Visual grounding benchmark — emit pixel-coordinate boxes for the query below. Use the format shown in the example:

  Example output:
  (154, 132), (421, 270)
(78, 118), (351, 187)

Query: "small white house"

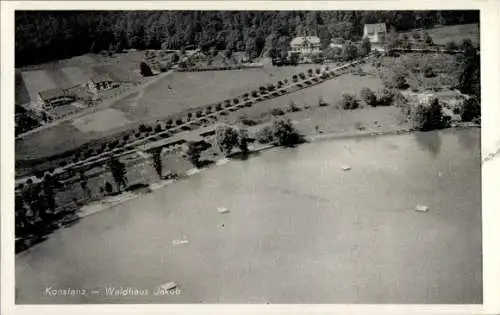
(289, 36), (321, 55)
(86, 73), (115, 94)
(363, 23), (387, 44)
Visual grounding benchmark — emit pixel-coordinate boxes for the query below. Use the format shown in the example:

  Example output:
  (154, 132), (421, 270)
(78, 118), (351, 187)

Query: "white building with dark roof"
(38, 88), (75, 109)
(363, 23), (387, 44)
(86, 73), (115, 94)
(289, 36), (321, 55)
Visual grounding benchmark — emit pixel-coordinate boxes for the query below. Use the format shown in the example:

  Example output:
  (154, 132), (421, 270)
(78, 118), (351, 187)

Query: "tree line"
(15, 10), (479, 66)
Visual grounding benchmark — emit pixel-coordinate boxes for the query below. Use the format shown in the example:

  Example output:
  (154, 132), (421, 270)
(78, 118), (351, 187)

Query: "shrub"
(445, 41), (458, 51)
(377, 88), (395, 106)
(283, 79), (288, 84)
(255, 126), (274, 144)
(140, 62), (153, 77)
(270, 108), (285, 116)
(135, 132), (141, 138)
(292, 75), (298, 83)
(392, 73), (409, 89)
(341, 94), (359, 110)
(166, 119), (173, 127)
(251, 90), (259, 97)
(461, 97), (480, 122)
(233, 98), (240, 104)
(299, 73), (306, 80)
(58, 161), (68, 167)
(360, 88), (377, 106)
(239, 115), (259, 126)
(123, 135), (130, 142)
(318, 96), (328, 107)
(196, 111), (203, 118)
(176, 119), (183, 126)
(215, 103), (222, 111)
(423, 66), (435, 78)
(155, 124), (163, 133)
(424, 32), (433, 46)
(288, 101), (302, 112)
(139, 124), (148, 133)
(315, 68), (321, 74)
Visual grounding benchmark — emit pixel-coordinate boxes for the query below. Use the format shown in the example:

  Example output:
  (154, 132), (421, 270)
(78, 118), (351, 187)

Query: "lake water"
(15, 128), (482, 304)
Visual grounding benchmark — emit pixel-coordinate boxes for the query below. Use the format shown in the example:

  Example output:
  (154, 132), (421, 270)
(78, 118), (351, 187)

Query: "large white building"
(289, 36), (321, 55)
(363, 23), (387, 51)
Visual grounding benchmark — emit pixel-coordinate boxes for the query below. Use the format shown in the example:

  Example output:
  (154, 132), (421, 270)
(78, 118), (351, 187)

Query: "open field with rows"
(15, 51), (146, 105)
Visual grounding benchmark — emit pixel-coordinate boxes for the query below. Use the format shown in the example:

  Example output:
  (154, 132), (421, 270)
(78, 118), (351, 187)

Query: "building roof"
(364, 23), (387, 34)
(140, 123), (228, 152)
(290, 36), (321, 46)
(38, 88), (66, 101)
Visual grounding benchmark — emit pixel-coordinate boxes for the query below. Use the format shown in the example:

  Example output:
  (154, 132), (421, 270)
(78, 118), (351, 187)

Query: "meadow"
(16, 64), (322, 163)
(400, 23), (480, 47)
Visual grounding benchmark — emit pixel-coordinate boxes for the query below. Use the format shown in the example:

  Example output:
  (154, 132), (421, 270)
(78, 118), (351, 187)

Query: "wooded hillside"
(15, 11), (479, 67)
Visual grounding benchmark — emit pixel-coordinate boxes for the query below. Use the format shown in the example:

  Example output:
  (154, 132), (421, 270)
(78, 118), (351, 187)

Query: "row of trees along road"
(15, 11), (479, 66)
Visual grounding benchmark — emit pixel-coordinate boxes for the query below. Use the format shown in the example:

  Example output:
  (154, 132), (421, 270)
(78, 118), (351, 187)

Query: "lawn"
(369, 53), (462, 92)
(112, 64), (320, 123)
(427, 23), (479, 47)
(400, 23), (480, 47)
(223, 72), (384, 121)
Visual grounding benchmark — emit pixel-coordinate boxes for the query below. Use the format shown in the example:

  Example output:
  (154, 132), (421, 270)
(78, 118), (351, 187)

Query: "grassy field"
(15, 64), (322, 163)
(15, 51), (146, 105)
(400, 23), (479, 47)
(368, 53), (461, 92)
(112, 64), (320, 122)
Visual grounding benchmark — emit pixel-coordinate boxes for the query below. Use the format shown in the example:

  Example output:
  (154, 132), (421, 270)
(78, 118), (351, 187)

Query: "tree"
(423, 65), (435, 78)
(186, 141), (209, 168)
(108, 156), (128, 192)
(341, 41), (358, 61)
(393, 73), (409, 89)
(424, 32), (433, 46)
(457, 46), (480, 97)
(216, 126), (239, 156)
(341, 93), (359, 110)
(445, 41), (458, 51)
(171, 53), (180, 63)
(151, 148), (163, 178)
(255, 126), (274, 144)
(461, 97), (480, 122)
(140, 61), (153, 77)
(360, 87), (377, 106)
(360, 37), (371, 57)
(272, 117), (302, 147)
(411, 98), (446, 131)
(238, 128), (250, 155)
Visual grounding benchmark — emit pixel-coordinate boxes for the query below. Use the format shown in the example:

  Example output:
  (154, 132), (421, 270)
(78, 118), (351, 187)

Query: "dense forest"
(15, 10), (479, 67)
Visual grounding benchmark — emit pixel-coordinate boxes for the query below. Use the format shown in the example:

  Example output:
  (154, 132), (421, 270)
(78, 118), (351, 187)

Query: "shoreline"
(15, 123), (480, 252)
(73, 123), (479, 220)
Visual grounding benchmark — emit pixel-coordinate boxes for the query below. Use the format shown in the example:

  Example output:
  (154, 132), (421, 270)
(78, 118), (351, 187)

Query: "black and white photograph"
(3, 3), (496, 311)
